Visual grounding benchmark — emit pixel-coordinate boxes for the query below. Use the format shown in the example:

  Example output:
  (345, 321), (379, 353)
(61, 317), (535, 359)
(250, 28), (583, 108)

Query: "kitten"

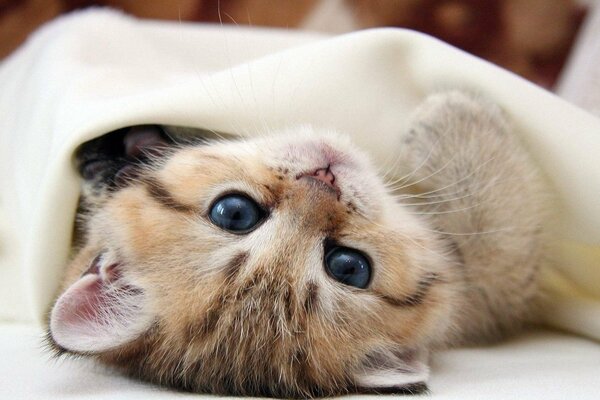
(47, 91), (550, 397)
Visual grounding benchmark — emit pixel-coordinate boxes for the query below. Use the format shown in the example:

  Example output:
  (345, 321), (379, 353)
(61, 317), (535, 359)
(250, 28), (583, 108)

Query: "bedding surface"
(1, 323), (599, 399)
(0, 9), (599, 398)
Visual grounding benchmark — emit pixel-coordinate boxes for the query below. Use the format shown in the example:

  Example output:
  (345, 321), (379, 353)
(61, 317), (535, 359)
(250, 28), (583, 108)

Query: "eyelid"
(323, 245), (372, 289)
(322, 238), (371, 260)
(322, 237), (375, 283)
(200, 181), (268, 216)
(205, 190), (270, 219)
(323, 237), (339, 255)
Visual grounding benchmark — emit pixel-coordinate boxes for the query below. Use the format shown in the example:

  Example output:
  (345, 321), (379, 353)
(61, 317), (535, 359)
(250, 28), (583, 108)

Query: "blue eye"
(209, 194), (264, 233)
(325, 246), (371, 289)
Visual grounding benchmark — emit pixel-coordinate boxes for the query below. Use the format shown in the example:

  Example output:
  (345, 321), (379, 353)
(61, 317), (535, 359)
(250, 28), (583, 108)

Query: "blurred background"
(0, 0), (596, 91)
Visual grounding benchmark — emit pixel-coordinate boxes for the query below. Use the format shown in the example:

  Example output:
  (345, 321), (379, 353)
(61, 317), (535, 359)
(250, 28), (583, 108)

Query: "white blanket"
(0, 7), (599, 345)
(2, 323), (599, 399)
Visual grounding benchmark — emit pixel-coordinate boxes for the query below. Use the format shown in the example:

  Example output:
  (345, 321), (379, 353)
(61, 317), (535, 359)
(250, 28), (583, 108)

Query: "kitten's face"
(50, 127), (453, 397)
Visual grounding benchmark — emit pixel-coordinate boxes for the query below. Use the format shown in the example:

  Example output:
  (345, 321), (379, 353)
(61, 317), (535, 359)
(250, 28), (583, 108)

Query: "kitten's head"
(49, 127), (455, 397)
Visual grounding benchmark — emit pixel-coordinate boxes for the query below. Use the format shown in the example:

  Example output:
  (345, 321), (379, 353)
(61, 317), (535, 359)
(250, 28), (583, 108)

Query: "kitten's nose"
(298, 166), (340, 198)
(312, 167), (335, 188)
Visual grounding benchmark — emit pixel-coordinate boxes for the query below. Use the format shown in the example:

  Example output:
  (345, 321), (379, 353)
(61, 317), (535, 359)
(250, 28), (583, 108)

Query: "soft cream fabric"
(0, 8), (599, 346)
(1, 323), (599, 399)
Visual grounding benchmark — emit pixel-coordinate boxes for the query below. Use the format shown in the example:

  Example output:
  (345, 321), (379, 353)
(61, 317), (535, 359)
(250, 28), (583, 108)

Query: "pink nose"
(312, 167), (336, 188)
(297, 165), (340, 198)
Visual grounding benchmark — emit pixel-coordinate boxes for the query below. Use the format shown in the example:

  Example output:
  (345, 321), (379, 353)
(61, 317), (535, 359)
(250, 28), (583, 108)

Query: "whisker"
(394, 190), (480, 207)
(403, 203), (482, 216)
(386, 154), (500, 198)
(392, 172), (523, 205)
(387, 152), (459, 193)
(420, 226), (515, 237)
(352, 209), (456, 264)
(381, 132), (444, 187)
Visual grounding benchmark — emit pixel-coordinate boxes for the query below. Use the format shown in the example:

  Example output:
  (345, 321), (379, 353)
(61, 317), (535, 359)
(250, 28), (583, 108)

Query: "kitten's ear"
(50, 258), (153, 354)
(353, 347), (430, 395)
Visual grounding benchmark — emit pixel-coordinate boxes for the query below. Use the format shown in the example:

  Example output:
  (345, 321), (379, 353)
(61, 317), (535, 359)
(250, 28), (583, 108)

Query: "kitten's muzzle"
(297, 166), (340, 199)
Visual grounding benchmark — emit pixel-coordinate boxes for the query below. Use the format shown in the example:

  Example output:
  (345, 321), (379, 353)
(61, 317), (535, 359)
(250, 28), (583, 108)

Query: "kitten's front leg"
(396, 91), (550, 344)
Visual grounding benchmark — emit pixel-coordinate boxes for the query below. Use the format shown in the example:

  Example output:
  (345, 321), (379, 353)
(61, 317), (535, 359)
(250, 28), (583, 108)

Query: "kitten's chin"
(50, 260), (152, 354)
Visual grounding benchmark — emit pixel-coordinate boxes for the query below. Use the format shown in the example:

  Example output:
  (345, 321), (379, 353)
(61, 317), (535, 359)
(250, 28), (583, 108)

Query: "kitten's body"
(48, 91), (551, 397)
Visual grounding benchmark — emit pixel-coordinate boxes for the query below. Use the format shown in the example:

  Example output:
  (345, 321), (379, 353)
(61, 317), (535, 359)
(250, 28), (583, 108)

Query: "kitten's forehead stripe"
(142, 177), (197, 213)
(223, 252), (249, 282)
(188, 294), (226, 341)
(376, 273), (439, 307)
(260, 182), (285, 208)
(303, 282), (319, 315)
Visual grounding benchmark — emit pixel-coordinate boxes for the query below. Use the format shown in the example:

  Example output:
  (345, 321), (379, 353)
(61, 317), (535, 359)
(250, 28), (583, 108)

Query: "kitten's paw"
(398, 90), (509, 188)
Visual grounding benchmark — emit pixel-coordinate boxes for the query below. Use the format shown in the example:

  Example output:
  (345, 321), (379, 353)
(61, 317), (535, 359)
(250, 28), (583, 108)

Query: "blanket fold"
(1, 9), (598, 342)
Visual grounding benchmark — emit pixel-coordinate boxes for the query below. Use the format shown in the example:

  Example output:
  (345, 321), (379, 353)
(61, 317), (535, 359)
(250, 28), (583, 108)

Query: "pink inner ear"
(124, 126), (167, 159)
(50, 272), (152, 353)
